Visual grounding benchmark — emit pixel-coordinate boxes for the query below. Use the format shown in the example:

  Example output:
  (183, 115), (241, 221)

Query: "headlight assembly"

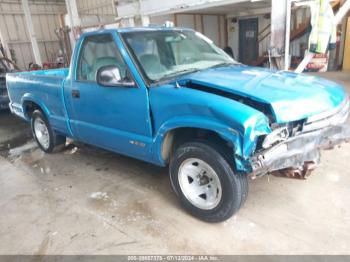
(262, 126), (289, 149)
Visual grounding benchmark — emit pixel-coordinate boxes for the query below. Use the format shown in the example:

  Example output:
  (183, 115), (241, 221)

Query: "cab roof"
(81, 26), (194, 37)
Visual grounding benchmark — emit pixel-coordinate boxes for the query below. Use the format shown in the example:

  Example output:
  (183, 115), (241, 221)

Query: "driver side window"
(77, 34), (127, 82)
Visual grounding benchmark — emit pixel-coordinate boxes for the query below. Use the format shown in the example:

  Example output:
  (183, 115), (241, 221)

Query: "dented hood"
(180, 65), (347, 123)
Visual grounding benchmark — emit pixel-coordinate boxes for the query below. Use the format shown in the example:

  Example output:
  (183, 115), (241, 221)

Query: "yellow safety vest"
(309, 0), (337, 54)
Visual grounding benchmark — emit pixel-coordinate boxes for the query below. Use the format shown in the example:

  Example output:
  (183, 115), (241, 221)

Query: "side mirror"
(96, 65), (135, 87)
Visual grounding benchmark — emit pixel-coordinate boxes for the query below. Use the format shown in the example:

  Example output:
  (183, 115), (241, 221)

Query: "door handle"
(72, 90), (80, 98)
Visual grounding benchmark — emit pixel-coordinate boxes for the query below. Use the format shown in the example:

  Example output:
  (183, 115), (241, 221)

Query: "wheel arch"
(153, 118), (243, 167)
(21, 94), (50, 121)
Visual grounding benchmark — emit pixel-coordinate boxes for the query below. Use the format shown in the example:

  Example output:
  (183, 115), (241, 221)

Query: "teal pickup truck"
(6, 27), (350, 222)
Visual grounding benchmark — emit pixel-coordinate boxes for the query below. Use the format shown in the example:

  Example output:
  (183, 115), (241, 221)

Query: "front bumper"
(250, 124), (350, 177)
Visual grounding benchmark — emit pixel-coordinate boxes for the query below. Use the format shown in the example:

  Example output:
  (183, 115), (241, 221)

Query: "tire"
(169, 141), (247, 222)
(31, 110), (66, 153)
(209, 140), (249, 207)
(239, 173), (249, 206)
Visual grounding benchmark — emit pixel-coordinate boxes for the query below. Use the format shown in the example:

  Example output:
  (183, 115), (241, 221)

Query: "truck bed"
(6, 68), (70, 136)
(16, 68), (68, 78)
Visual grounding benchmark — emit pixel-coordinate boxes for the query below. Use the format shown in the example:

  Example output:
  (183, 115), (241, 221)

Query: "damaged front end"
(250, 98), (350, 179)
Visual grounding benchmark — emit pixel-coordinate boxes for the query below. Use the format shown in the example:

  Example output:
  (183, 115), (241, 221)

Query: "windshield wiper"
(209, 62), (237, 69)
(157, 68), (200, 82)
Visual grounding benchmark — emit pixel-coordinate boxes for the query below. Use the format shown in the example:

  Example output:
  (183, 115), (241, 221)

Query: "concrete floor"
(0, 72), (350, 255)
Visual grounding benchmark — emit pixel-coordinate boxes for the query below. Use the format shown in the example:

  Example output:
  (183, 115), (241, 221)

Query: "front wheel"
(31, 110), (66, 153)
(170, 141), (248, 223)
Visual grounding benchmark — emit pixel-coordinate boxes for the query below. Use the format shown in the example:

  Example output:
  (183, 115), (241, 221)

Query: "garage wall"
(0, 0), (66, 70)
(227, 7), (310, 63)
(289, 7), (310, 57)
(227, 15), (270, 61)
(76, 0), (116, 24)
(152, 10), (310, 64)
(150, 13), (227, 48)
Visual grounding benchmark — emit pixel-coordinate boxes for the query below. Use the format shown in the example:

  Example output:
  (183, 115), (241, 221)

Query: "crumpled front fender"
(208, 103), (271, 157)
(151, 88), (272, 171)
(155, 101), (271, 172)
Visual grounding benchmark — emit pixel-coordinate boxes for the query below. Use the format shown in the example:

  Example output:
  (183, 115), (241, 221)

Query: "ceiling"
(181, 0), (271, 15)
(0, 0), (65, 3)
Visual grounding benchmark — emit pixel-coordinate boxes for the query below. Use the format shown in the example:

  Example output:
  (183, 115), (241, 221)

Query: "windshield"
(121, 30), (237, 82)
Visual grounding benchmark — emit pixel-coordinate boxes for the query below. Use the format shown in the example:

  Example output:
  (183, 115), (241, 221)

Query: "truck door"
(64, 33), (153, 161)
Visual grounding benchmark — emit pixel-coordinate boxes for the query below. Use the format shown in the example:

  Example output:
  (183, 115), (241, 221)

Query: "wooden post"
(193, 15), (197, 31)
(218, 15), (222, 47)
(200, 15), (204, 34)
(224, 16), (228, 47)
(270, 0), (287, 69)
(343, 17), (350, 70)
(21, 0), (42, 66)
(174, 14), (178, 26)
(0, 27), (11, 60)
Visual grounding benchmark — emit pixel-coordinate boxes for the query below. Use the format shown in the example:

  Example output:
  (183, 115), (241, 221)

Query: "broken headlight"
(262, 126), (289, 149)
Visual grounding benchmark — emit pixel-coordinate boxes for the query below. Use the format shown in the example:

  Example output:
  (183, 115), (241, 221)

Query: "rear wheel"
(31, 110), (66, 153)
(170, 141), (248, 222)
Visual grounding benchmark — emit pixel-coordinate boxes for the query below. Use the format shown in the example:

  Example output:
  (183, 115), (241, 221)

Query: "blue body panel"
(179, 65), (347, 123)
(5, 28), (348, 173)
(149, 84), (271, 165)
(6, 68), (71, 136)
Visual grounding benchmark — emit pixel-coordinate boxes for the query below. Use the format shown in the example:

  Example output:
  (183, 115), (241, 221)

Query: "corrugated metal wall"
(76, 0), (115, 23)
(0, 0), (66, 70)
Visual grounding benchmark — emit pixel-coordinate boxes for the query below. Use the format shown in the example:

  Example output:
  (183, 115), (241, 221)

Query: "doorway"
(239, 18), (258, 65)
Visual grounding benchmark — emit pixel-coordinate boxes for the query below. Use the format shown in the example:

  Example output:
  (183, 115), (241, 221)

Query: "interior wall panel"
(203, 15), (219, 46)
(0, 0), (66, 69)
(176, 14), (195, 29)
(76, 0), (115, 24)
(150, 13), (226, 48)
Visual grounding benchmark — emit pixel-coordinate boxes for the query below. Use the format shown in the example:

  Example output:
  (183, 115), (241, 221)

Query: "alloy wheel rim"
(178, 158), (222, 210)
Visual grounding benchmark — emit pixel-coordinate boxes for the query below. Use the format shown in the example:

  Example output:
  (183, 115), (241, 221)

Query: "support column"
(128, 18), (136, 27)
(284, 0), (292, 70)
(343, 17), (350, 70)
(21, 0), (42, 66)
(65, 0), (81, 28)
(65, 0), (81, 48)
(0, 28), (11, 60)
(270, 0), (287, 70)
(141, 15), (150, 26)
(132, 0), (150, 26)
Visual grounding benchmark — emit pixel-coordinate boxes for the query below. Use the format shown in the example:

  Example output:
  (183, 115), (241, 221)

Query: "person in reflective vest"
(309, 0), (337, 54)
